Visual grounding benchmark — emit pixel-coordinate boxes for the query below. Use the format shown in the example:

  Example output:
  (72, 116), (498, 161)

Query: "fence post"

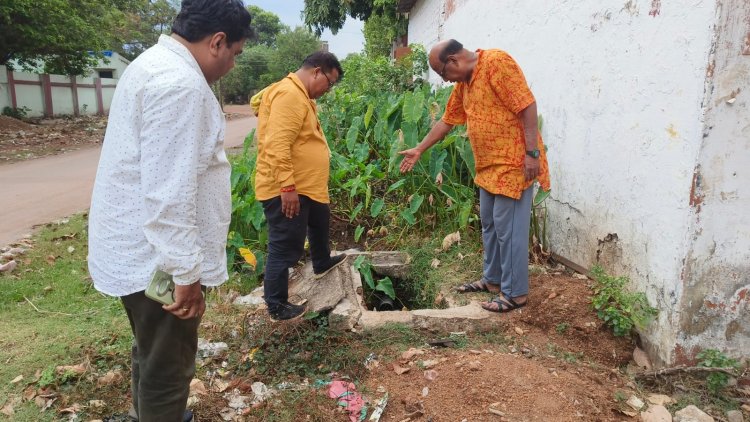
(41, 74), (53, 117)
(71, 75), (80, 116)
(7, 68), (17, 109)
(95, 77), (104, 116)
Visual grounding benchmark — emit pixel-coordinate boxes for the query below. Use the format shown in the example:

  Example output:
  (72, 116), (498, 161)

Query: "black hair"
(301, 51), (344, 80)
(172, 0), (254, 45)
(438, 39), (464, 63)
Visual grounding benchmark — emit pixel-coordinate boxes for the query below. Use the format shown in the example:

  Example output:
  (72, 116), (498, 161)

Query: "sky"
(247, 0), (365, 59)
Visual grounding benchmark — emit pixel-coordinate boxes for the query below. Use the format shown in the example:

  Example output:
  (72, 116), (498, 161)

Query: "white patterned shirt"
(88, 35), (231, 297)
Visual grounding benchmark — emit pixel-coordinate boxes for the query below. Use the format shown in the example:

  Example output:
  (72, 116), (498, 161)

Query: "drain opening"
(364, 272), (419, 311)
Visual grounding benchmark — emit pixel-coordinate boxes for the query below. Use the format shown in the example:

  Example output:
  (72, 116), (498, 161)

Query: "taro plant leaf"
(402, 121), (419, 149)
(384, 95), (403, 120)
(345, 116), (362, 153)
(533, 188), (551, 207)
(249, 201), (265, 231)
(409, 194), (424, 214)
(430, 149), (448, 180)
(354, 225), (365, 242)
(371, 198), (385, 218)
(401, 209), (416, 225)
(386, 179), (406, 193)
(353, 255), (376, 290)
(403, 90), (425, 124)
(457, 137), (476, 178)
(364, 103), (374, 129)
(375, 276), (396, 299)
(350, 202), (364, 222)
(459, 200), (473, 228)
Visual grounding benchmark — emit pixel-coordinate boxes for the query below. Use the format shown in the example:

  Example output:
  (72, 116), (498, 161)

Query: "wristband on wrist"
(280, 185), (296, 193)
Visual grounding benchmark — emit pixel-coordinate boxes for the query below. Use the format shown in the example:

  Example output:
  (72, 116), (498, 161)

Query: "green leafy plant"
(37, 366), (56, 388)
(226, 129), (267, 286)
(555, 322), (570, 334)
(2, 106), (30, 119)
(590, 265), (657, 337)
(696, 349), (741, 394)
(353, 255), (395, 300)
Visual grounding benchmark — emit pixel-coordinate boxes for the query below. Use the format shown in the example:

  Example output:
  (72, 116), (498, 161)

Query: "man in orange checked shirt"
(254, 51), (347, 321)
(399, 39), (550, 313)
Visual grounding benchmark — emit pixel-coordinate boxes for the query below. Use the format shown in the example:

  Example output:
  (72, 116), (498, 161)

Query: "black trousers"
(261, 194), (331, 309)
(121, 291), (200, 422)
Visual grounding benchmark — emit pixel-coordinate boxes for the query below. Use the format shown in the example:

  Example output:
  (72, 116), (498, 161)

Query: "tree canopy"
(0, 0), (180, 74)
(303, 0), (405, 58)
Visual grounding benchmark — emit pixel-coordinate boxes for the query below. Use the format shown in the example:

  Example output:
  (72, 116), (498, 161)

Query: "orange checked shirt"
(442, 49), (551, 199)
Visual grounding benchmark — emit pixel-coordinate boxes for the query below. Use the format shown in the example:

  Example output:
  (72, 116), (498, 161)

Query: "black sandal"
(481, 295), (527, 313)
(455, 280), (490, 293)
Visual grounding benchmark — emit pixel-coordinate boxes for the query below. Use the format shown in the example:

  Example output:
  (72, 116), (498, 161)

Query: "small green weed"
(696, 349), (741, 394)
(590, 265), (657, 337)
(555, 322), (570, 334)
(2, 105), (30, 119)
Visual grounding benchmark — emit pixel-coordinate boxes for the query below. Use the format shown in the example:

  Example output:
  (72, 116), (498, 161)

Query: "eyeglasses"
(321, 70), (335, 89)
(439, 60), (449, 78)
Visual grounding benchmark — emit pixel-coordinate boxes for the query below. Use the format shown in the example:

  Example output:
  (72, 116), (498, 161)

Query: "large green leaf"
(354, 225), (365, 242)
(400, 209), (416, 225)
(249, 201), (265, 231)
(401, 121), (419, 149)
(459, 200), (472, 228)
(403, 90), (425, 124)
(375, 277), (396, 299)
(409, 194), (424, 214)
(349, 202), (363, 222)
(533, 188), (551, 207)
(364, 103), (374, 129)
(370, 198), (384, 218)
(430, 149), (447, 180)
(386, 179), (406, 193)
(457, 138), (476, 179)
(345, 116), (362, 153)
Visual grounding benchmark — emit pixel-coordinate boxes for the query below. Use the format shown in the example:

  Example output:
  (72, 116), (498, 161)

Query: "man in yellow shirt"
(255, 51), (346, 321)
(399, 39), (550, 313)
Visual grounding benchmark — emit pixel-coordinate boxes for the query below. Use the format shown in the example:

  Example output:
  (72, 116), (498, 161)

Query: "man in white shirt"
(87, 1), (252, 420)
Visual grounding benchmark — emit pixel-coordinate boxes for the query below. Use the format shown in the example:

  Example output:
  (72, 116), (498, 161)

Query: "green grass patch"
(0, 214), (131, 420)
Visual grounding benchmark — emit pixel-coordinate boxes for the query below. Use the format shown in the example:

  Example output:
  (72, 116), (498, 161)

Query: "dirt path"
(0, 111), (257, 246)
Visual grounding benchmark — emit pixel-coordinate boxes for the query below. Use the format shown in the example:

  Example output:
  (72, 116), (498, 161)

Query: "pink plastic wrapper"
(328, 380), (366, 422)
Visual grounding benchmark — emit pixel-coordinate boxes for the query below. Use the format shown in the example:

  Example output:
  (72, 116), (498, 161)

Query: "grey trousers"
(479, 186), (533, 298)
(121, 291), (200, 422)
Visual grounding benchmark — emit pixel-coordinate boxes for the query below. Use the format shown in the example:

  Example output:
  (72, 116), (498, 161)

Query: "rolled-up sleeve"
(265, 89), (307, 187)
(139, 86), (207, 285)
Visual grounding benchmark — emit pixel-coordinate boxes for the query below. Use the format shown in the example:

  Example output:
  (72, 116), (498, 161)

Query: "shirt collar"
(157, 34), (205, 80)
(287, 73), (311, 99)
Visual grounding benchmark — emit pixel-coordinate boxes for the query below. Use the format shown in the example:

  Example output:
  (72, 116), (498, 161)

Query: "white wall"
(676, 0), (750, 362)
(0, 66), (120, 117)
(406, 0), (747, 364)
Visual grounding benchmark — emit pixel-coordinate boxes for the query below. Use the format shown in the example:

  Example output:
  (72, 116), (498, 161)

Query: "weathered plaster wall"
(676, 0), (750, 363)
(405, 0), (741, 364)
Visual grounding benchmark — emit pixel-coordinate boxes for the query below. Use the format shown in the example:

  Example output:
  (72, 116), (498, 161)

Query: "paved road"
(1, 112), (257, 246)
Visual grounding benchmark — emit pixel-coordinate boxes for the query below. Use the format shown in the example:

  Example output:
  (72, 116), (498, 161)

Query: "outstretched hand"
(398, 148), (422, 173)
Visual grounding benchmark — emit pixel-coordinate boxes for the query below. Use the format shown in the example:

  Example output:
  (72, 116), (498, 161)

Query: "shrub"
(590, 265), (658, 337)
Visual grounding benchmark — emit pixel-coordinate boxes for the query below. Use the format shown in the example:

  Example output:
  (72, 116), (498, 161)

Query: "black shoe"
(314, 254), (347, 279)
(269, 302), (305, 321)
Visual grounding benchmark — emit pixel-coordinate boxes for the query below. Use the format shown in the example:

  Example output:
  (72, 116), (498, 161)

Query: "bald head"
(429, 39), (464, 70)
(429, 39), (475, 83)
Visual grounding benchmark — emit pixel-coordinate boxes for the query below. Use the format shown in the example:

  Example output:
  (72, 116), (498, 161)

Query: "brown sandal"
(481, 295), (527, 313)
(455, 280), (490, 293)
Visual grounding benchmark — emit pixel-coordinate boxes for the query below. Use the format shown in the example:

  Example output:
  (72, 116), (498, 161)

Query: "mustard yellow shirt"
(255, 73), (330, 203)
